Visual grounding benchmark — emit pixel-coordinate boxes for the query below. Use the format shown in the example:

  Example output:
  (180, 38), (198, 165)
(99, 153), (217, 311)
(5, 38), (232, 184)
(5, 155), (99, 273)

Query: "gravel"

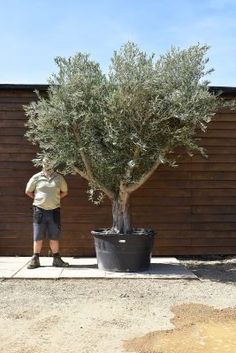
(0, 257), (235, 353)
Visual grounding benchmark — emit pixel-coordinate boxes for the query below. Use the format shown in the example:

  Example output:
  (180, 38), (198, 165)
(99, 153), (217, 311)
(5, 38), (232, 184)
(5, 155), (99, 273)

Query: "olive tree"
(24, 42), (228, 234)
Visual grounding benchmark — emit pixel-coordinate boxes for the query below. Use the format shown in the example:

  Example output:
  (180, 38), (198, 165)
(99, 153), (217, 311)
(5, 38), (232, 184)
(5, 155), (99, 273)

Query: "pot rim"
(91, 228), (156, 236)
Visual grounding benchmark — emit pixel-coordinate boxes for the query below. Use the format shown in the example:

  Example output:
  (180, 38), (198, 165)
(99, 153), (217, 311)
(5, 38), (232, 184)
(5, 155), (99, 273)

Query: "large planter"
(91, 229), (155, 272)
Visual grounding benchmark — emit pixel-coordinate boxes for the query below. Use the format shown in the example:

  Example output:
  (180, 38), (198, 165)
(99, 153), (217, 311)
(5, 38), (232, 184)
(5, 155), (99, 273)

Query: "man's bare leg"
(33, 240), (43, 254)
(49, 240), (59, 254)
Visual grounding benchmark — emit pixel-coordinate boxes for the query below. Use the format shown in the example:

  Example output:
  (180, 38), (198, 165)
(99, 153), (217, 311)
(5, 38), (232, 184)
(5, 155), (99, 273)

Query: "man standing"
(25, 158), (69, 269)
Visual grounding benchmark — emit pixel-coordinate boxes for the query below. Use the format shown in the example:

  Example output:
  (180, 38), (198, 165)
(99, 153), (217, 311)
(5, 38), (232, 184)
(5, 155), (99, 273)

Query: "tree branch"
(74, 166), (89, 181)
(126, 159), (161, 194)
(73, 128), (115, 200)
(73, 128), (94, 180)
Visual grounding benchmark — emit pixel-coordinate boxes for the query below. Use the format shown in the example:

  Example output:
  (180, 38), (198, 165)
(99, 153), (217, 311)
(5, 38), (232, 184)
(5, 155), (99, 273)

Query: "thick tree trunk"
(112, 192), (132, 234)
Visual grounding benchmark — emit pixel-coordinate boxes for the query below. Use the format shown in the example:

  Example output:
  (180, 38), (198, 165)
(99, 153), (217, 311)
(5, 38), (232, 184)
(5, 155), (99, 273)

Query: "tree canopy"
(25, 42), (225, 204)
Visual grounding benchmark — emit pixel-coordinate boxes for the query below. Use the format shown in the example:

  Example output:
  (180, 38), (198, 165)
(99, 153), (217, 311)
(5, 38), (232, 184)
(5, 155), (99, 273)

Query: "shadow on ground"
(177, 256), (236, 283)
(68, 265), (98, 269)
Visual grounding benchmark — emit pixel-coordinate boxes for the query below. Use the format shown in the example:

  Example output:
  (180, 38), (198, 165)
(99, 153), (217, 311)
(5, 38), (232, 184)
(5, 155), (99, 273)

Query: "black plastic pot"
(91, 229), (155, 272)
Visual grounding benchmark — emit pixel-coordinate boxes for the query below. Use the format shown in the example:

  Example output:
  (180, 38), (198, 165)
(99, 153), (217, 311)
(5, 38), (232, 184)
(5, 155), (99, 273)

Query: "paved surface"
(0, 257), (198, 279)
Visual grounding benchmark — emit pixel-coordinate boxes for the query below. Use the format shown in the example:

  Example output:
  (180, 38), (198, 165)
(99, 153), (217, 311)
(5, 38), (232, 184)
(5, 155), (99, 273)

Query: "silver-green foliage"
(25, 42), (224, 202)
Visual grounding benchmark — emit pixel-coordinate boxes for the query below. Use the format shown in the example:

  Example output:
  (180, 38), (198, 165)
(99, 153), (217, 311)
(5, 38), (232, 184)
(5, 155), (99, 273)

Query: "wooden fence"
(1, 84), (236, 256)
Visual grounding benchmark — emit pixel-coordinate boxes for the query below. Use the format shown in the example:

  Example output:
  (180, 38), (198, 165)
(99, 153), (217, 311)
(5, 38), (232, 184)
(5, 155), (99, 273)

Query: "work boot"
(27, 255), (40, 269)
(52, 255), (69, 267)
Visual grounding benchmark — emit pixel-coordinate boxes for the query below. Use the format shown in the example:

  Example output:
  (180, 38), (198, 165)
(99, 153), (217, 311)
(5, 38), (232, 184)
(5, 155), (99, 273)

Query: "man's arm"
(60, 191), (68, 199)
(25, 191), (34, 199)
(60, 176), (68, 200)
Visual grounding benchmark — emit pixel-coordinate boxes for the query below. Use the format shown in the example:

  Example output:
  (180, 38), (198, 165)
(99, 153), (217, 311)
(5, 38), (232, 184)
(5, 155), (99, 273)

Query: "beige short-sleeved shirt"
(25, 172), (68, 210)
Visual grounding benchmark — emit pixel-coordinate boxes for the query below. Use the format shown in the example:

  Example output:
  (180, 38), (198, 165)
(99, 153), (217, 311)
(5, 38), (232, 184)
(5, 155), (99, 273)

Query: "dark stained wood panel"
(0, 87), (236, 256)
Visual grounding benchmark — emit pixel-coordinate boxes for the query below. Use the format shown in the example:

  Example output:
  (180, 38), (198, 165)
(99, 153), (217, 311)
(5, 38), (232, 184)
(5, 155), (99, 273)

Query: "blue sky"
(0, 0), (235, 86)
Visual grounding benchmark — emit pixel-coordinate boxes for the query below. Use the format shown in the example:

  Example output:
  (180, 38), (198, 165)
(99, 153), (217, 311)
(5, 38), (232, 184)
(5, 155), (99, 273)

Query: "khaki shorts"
(33, 206), (61, 241)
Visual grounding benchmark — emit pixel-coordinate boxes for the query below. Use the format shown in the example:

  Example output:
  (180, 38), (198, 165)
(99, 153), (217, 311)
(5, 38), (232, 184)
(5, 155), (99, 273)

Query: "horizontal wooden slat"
(214, 113), (236, 122)
(190, 155), (236, 163)
(141, 180), (236, 189)
(0, 127), (26, 136)
(207, 121), (236, 129)
(0, 120), (26, 127)
(0, 151), (35, 162)
(0, 153), (35, 161)
(0, 103), (26, 110)
(0, 137), (30, 144)
(197, 129), (236, 138)
(153, 171), (236, 181)
(157, 230), (236, 238)
(0, 111), (27, 119)
(197, 137), (236, 146)
(192, 189), (236, 196)
(157, 237), (236, 246)
(178, 163), (236, 171)
(201, 146), (236, 154)
(153, 246), (236, 255)
(190, 171), (236, 181)
(0, 144), (36, 153)
(0, 168), (38, 177)
(192, 205), (236, 214)
(0, 96), (37, 103)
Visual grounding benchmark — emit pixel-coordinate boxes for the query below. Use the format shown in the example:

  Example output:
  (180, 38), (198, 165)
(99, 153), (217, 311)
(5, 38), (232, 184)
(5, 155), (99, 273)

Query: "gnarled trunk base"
(112, 194), (132, 234)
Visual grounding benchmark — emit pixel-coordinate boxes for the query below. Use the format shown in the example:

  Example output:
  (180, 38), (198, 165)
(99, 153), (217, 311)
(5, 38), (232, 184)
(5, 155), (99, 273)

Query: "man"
(25, 157), (69, 269)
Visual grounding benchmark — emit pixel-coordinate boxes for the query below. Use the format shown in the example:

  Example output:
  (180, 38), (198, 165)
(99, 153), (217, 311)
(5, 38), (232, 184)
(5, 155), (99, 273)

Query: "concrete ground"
(0, 256), (197, 279)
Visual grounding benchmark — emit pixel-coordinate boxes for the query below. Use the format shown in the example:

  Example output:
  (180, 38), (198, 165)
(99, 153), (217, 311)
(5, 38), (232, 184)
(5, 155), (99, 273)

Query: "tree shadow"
(177, 256), (236, 283)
